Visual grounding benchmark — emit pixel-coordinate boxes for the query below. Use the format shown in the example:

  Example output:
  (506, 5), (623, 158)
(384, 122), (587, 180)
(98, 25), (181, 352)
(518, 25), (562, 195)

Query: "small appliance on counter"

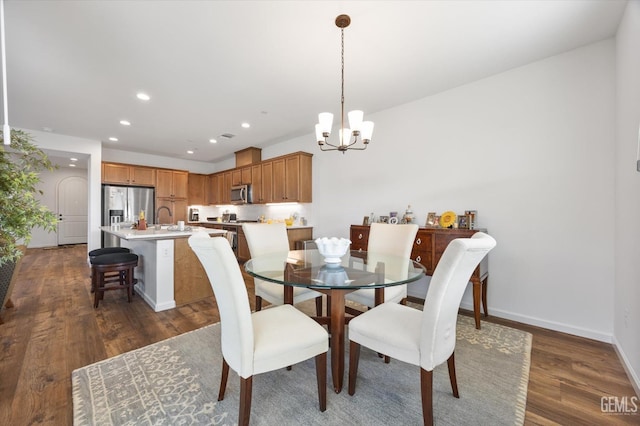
(189, 207), (199, 222)
(222, 213), (237, 223)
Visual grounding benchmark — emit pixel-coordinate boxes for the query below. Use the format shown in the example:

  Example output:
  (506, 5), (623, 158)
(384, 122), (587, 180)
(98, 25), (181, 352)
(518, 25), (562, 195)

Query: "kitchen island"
(100, 226), (226, 311)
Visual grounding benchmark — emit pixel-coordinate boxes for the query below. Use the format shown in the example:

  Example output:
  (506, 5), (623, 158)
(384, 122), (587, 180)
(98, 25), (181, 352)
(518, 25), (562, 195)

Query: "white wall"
(614, 0), (640, 395)
(22, 129), (102, 252)
(30, 166), (87, 248)
(261, 39), (617, 342)
(102, 148), (217, 174)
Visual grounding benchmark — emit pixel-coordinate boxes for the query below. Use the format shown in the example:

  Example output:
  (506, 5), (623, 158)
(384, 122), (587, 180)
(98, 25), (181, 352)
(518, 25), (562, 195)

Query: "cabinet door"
(130, 166), (155, 186)
(241, 167), (252, 185)
(173, 171), (189, 199)
(272, 158), (286, 201)
(261, 161), (273, 203)
(350, 225), (369, 251)
(156, 170), (174, 198)
(155, 198), (173, 224)
(222, 172), (233, 204)
(284, 155), (300, 201)
(206, 174), (218, 205)
(237, 230), (250, 262)
(232, 169), (243, 186)
(102, 163), (130, 184)
(251, 164), (263, 203)
(172, 198), (188, 222)
(188, 173), (206, 205)
(297, 153), (313, 202)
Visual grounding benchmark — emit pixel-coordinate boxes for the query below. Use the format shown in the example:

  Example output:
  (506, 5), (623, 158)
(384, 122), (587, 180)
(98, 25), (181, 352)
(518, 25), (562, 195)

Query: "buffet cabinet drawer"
(349, 225), (370, 252)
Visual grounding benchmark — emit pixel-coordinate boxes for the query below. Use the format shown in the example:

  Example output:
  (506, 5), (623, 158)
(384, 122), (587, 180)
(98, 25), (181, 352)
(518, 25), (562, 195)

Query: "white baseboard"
(460, 302), (613, 343)
(611, 335), (640, 398)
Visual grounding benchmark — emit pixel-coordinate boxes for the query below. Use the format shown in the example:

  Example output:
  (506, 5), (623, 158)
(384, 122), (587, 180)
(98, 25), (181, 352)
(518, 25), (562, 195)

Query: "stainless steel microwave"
(230, 184), (252, 205)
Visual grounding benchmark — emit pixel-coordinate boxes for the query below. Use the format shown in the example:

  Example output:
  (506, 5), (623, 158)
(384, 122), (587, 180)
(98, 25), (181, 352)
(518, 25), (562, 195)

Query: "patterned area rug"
(72, 315), (531, 425)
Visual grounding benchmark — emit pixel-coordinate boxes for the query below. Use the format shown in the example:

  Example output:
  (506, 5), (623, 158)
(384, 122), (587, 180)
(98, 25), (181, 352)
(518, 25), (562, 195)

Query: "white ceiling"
(1, 0), (628, 165)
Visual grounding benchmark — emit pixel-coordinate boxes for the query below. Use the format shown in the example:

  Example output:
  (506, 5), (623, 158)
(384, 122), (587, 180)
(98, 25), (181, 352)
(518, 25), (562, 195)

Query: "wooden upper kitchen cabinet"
(232, 167), (252, 186)
(187, 173), (206, 205)
(272, 152), (312, 203)
(156, 169), (188, 199)
(102, 162), (155, 186)
(206, 173), (223, 205)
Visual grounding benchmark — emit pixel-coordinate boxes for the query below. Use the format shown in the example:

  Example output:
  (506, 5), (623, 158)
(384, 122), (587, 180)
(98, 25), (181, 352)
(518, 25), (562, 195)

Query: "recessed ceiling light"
(42, 127), (53, 132)
(187, 150), (194, 154)
(120, 120), (131, 126)
(70, 158), (78, 162)
(136, 92), (150, 101)
(209, 138), (217, 144)
(241, 122), (250, 129)
(108, 137), (118, 142)
(69, 164), (76, 167)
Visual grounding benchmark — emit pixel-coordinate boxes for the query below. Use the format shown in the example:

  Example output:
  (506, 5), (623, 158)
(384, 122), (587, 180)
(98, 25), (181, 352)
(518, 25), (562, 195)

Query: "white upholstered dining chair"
(188, 233), (328, 426)
(243, 222), (323, 315)
(347, 232), (496, 426)
(345, 223), (419, 309)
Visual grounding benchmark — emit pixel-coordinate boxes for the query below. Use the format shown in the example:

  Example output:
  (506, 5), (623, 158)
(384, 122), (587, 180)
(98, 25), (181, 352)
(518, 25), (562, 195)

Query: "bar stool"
(88, 247), (130, 293)
(92, 253), (138, 308)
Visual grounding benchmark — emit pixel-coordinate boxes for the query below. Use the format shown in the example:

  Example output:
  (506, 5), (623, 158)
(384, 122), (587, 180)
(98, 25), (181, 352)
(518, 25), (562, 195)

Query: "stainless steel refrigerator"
(102, 185), (155, 247)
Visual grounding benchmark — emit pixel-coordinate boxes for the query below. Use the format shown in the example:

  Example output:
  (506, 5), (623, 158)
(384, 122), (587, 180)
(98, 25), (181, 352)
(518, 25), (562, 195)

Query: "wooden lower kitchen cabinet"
(349, 224), (490, 329)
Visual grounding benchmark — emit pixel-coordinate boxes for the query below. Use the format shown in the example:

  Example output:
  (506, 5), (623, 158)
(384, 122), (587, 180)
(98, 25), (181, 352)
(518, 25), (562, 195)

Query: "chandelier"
(315, 14), (373, 153)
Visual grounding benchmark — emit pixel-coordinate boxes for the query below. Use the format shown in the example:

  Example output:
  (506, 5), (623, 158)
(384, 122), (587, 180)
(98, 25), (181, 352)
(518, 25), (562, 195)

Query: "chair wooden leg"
(239, 376), (253, 426)
(348, 340), (361, 395)
(255, 295), (262, 311)
(447, 352), (459, 398)
(315, 352), (327, 412)
(421, 367), (434, 426)
(218, 358), (229, 401)
(315, 296), (323, 317)
(482, 277), (489, 317)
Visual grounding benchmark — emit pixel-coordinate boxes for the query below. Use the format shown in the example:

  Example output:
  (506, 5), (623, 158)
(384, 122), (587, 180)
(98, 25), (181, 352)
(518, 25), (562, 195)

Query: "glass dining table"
(244, 249), (426, 393)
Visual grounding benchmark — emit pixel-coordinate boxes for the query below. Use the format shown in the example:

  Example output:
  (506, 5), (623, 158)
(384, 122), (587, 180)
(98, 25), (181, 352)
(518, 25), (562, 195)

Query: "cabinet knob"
(416, 238), (421, 245)
(416, 255), (422, 263)
(358, 233), (363, 239)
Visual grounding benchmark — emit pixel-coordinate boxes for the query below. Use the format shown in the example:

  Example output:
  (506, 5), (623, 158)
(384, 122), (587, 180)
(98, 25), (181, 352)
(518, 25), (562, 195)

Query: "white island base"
(101, 226), (226, 312)
(122, 239), (177, 311)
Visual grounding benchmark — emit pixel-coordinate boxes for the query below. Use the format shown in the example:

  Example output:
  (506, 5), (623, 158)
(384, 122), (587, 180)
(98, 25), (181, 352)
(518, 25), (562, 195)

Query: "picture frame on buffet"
(379, 215), (389, 224)
(458, 214), (469, 229)
(362, 216), (369, 226)
(426, 212), (437, 227)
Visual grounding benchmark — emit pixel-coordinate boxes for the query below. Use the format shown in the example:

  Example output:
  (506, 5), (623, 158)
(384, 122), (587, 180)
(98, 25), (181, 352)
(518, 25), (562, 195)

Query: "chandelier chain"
(340, 27), (345, 139)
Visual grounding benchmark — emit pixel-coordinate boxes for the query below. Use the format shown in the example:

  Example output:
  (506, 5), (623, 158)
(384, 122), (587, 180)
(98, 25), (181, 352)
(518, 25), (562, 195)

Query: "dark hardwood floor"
(0, 244), (637, 425)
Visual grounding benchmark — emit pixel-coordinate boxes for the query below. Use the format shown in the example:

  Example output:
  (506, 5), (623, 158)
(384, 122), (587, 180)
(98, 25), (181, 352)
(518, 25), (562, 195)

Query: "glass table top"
(244, 249), (426, 290)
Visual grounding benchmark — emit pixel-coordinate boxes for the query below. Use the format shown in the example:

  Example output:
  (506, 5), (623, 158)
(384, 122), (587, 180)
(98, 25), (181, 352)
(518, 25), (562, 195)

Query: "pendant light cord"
(1, 0), (10, 145)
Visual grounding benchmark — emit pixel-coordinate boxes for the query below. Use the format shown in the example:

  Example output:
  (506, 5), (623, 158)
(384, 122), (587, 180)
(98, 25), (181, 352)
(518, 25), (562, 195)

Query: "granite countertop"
(100, 225), (226, 240)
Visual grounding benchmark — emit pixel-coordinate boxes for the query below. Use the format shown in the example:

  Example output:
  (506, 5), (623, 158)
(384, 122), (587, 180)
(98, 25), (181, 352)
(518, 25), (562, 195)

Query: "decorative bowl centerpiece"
(314, 237), (351, 264)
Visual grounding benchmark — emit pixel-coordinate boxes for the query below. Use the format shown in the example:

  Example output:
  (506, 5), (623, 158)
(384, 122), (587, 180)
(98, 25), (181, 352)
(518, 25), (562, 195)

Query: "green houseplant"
(1, 129), (57, 320)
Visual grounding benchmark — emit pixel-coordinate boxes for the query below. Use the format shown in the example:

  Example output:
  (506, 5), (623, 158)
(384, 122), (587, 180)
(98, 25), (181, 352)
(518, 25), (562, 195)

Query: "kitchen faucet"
(156, 206), (172, 224)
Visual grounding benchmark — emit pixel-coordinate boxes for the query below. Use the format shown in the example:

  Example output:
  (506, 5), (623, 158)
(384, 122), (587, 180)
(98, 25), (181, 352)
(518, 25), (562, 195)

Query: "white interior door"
(58, 176), (88, 245)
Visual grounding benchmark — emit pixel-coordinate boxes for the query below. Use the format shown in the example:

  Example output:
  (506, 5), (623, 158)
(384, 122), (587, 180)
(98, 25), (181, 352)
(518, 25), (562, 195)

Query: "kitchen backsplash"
(189, 203), (312, 225)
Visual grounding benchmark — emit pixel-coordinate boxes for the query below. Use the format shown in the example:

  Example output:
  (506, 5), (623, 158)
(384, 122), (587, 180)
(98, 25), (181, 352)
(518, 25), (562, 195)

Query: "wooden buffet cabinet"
(350, 225), (490, 329)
